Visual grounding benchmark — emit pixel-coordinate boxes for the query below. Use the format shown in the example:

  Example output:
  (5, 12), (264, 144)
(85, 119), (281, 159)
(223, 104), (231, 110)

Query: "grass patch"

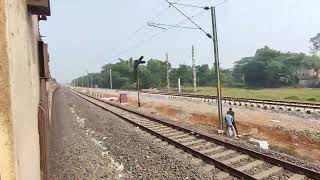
(169, 87), (320, 103)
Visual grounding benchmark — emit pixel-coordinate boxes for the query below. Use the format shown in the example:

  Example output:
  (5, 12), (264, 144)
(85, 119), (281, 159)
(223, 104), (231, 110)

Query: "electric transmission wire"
(148, 22), (199, 30)
(170, 2), (208, 9)
(106, 10), (207, 61)
(162, 0), (211, 38)
(105, 0), (230, 62)
(105, 0), (183, 62)
(114, 0), (187, 44)
(115, 6), (172, 44)
(214, 0), (229, 7)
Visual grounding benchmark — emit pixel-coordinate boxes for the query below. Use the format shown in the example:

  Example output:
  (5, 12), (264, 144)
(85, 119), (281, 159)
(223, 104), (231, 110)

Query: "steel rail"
(146, 91), (320, 109)
(70, 89), (320, 180)
(94, 88), (320, 108)
(71, 90), (255, 179)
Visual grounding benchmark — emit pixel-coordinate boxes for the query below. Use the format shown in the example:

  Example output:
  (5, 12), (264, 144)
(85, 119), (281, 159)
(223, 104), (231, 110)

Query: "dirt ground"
(97, 90), (320, 162)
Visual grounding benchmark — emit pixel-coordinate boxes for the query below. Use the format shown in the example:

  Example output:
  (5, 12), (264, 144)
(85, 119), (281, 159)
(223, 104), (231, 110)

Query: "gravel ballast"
(48, 88), (225, 179)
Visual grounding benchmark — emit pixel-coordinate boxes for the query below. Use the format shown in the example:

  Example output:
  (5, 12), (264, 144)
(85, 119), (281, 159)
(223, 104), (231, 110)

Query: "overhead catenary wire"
(106, 0), (228, 62)
(106, 10), (207, 61)
(148, 22), (199, 30)
(172, 0), (229, 8)
(113, 6), (171, 45)
(163, 0), (212, 38)
(105, 0), (186, 63)
(214, 0), (229, 7)
(170, 2), (208, 9)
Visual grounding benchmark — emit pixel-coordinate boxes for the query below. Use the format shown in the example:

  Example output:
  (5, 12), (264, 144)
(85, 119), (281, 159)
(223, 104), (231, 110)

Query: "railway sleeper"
(209, 150), (236, 159)
(136, 122), (157, 126)
(190, 142), (214, 151)
(155, 128), (177, 134)
(182, 139), (206, 146)
(143, 124), (166, 129)
(200, 146), (224, 154)
(222, 154), (250, 165)
(175, 136), (196, 142)
(150, 126), (172, 131)
(142, 124), (166, 130)
(161, 131), (184, 137)
(140, 121), (163, 126)
(236, 160), (264, 171)
(167, 133), (189, 139)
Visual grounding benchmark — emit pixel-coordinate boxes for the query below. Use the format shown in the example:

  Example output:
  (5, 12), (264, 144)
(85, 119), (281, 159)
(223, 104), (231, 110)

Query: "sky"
(41, 0), (320, 83)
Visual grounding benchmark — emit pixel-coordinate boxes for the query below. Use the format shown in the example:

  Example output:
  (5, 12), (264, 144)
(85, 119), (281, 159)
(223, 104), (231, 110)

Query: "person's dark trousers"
(232, 120), (239, 134)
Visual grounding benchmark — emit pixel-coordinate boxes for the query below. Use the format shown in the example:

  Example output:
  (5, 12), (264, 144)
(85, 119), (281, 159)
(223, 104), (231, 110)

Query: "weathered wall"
(298, 79), (319, 87)
(47, 81), (59, 125)
(0, 0), (16, 179)
(0, 0), (41, 179)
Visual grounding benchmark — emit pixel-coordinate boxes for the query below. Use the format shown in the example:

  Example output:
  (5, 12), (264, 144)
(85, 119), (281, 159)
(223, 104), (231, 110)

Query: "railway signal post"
(134, 56), (145, 107)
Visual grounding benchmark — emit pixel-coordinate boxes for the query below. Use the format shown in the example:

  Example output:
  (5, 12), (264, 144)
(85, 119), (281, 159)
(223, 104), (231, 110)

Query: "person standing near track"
(224, 112), (237, 137)
(227, 108), (239, 135)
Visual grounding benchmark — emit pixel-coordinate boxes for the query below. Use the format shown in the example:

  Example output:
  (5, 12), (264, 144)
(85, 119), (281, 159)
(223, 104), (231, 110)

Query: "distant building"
(297, 69), (320, 87)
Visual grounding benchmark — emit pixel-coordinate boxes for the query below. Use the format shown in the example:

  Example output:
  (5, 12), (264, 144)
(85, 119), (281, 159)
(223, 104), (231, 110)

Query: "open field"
(170, 87), (320, 103)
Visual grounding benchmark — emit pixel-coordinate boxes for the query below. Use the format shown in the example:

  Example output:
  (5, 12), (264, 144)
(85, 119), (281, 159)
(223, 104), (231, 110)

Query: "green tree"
(72, 46), (320, 89)
(145, 59), (167, 88)
(310, 33), (320, 56)
(196, 65), (214, 86)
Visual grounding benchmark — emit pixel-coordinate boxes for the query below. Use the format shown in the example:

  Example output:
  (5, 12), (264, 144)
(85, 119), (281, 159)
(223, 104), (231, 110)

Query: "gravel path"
(48, 88), (222, 179)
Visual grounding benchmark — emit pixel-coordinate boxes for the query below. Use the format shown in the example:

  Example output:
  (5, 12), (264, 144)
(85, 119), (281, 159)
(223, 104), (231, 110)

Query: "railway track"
(141, 91), (320, 113)
(70, 89), (320, 180)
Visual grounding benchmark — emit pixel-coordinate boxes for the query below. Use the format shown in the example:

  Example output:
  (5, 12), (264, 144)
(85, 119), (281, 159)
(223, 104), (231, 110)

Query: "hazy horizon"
(41, 0), (320, 83)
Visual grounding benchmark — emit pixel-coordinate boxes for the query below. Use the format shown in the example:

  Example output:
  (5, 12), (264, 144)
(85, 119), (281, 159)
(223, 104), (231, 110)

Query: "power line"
(147, 23), (166, 30)
(170, 2), (208, 9)
(115, 6), (172, 44)
(148, 22), (199, 30)
(106, 10), (207, 61)
(214, 0), (229, 7)
(105, 0), (183, 62)
(163, 0), (212, 38)
(171, 0), (229, 9)
(126, 0), (186, 36)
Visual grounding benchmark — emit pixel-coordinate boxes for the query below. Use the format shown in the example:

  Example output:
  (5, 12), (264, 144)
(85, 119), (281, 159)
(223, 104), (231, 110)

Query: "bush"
(306, 97), (317, 102)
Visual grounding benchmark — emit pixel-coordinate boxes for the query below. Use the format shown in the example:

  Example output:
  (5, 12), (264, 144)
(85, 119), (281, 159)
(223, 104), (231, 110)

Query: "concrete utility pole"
(242, 74), (245, 86)
(178, 78), (181, 93)
(192, 45), (197, 93)
(86, 71), (89, 87)
(211, 6), (223, 130)
(166, 52), (170, 91)
(110, 68), (113, 90)
(81, 77), (84, 87)
(90, 74), (93, 88)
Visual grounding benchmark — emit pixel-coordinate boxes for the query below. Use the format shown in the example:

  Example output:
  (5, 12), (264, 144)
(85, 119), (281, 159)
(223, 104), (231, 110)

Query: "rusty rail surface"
(70, 89), (320, 180)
